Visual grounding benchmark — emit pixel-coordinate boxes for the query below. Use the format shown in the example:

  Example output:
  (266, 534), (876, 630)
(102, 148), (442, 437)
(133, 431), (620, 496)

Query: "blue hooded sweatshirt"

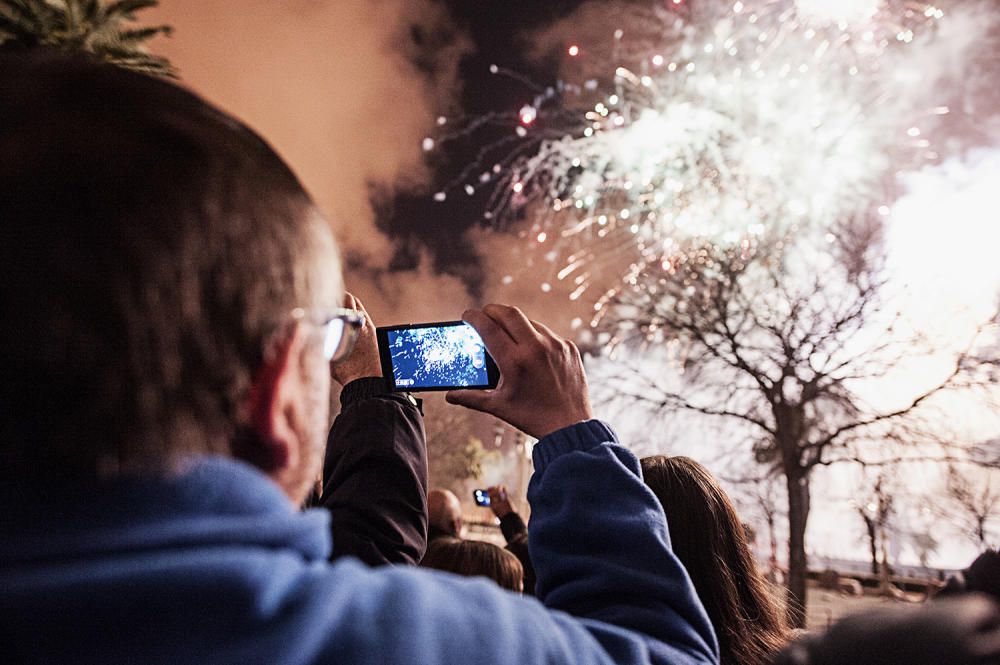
(1, 420), (718, 664)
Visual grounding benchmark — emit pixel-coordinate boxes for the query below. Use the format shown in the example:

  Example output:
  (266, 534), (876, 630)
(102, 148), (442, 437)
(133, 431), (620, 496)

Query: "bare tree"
(593, 221), (998, 627)
(424, 404), (491, 493)
(943, 465), (1000, 548)
(731, 472), (785, 581)
(855, 472), (895, 593)
(858, 504), (881, 577)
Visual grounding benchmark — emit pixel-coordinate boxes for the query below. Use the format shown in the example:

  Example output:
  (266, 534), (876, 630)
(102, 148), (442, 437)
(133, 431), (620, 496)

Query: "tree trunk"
(863, 515), (878, 575)
(785, 470), (811, 629)
(878, 534), (892, 595)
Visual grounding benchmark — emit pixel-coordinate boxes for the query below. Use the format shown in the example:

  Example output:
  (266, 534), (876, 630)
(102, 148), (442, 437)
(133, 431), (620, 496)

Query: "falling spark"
(423, 0), (996, 327)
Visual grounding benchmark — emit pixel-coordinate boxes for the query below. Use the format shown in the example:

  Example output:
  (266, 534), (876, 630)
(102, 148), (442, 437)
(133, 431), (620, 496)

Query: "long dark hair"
(641, 456), (791, 665)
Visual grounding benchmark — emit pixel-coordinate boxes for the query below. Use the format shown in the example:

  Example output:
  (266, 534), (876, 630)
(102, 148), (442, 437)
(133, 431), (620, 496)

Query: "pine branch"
(64, 0), (84, 32)
(117, 25), (170, 43)
(0, 13), (31, 39)
(3, 1), (44, 33)
(82, 0), (101, 24)
(101, 0), (159, 20)
(0, 0), (176, 77)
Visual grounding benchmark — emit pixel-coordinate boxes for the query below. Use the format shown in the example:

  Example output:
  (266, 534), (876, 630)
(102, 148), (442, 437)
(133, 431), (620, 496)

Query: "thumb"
(446, 389), (494, 413)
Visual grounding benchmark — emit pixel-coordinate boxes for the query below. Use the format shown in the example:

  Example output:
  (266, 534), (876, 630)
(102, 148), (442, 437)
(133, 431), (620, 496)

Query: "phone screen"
(376, 321), (500, 392)
(473, 489), (491, 507)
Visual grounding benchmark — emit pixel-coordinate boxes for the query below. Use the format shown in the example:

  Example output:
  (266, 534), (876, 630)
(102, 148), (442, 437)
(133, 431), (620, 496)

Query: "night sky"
(380, 0), (590, 293)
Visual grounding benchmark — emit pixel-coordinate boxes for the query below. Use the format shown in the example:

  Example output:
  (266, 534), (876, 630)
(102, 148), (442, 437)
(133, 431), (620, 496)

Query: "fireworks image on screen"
(389, 324), (490, 389)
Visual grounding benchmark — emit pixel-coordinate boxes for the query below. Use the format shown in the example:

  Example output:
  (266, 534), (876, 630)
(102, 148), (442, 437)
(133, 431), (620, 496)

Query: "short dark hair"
(421, 538), (524, 593)
(0, 51), (337, 481)
(641, 456), (791, 665)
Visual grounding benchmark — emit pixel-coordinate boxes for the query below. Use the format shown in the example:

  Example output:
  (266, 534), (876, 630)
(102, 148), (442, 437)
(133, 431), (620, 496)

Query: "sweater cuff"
(339, 377), (392, 408)
(531, 419), (619, 474)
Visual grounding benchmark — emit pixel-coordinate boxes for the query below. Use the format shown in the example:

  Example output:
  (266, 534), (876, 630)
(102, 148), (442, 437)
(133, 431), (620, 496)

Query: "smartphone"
(473, 489), (491, 507)
(376, 321), (500, 392)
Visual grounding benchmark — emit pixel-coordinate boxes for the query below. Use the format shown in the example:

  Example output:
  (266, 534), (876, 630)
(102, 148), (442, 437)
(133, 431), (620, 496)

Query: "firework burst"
(427, 0), (995, 321)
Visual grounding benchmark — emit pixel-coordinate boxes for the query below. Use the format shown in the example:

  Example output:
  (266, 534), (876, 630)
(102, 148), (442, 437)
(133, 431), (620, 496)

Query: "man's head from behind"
(428, 489), (463, 537)
(0, 51), (343, 502)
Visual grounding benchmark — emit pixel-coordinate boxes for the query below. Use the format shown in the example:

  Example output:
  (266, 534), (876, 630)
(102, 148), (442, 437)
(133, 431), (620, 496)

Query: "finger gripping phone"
(473, 489), (491, 507)
(376, 321), (500, 392)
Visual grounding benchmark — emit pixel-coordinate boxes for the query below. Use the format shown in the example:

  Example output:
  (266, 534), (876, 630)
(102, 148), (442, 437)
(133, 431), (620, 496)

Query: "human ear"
(243, 324), (310, 486)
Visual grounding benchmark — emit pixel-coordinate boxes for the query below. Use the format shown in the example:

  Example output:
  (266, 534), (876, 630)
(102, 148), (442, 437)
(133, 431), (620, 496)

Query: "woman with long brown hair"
(641, 455), (792, 665)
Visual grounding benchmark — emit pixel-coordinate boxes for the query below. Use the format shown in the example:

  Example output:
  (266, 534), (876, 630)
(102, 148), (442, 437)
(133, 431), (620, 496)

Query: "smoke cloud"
(148, 0), (471, 322)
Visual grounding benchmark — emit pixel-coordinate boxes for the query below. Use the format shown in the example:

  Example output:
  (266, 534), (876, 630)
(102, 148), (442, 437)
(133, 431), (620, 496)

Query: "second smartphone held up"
(473, 489), (491, 507)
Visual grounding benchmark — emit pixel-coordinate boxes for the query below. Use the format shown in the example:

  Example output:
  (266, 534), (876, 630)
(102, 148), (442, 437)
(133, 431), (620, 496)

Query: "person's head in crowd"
(641, 455), (791, 665)
(428, 489), (463, 538)
(0, 50), (346, 503)
(937, 549), (1000, 603)
(773, 595), (1000, 665)
(421, 538), (524, 593)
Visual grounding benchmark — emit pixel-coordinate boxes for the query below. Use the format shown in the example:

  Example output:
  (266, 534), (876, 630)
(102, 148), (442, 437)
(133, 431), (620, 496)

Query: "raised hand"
(487, 485), (514, 518)
(330, 292), (382, 386)
(446, 304), (593, 439)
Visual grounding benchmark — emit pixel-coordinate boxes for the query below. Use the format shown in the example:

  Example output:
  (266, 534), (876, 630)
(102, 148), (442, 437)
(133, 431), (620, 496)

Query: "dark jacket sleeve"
(499, 512), (528, 543)
(320, 377), (428, 566)
(498, 512), (533, 593)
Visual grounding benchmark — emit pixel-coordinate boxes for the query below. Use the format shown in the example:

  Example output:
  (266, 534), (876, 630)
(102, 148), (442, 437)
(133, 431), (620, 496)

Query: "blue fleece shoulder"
(1, 438), (719, 665)
(528, 419), (720, 664)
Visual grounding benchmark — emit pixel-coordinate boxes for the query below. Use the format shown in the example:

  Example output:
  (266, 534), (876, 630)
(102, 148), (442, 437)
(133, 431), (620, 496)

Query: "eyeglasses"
(291, 307), (365, 363)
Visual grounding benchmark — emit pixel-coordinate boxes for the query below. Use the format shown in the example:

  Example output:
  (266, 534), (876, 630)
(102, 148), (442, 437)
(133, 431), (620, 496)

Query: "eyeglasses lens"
(323, 319), (346, 361)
